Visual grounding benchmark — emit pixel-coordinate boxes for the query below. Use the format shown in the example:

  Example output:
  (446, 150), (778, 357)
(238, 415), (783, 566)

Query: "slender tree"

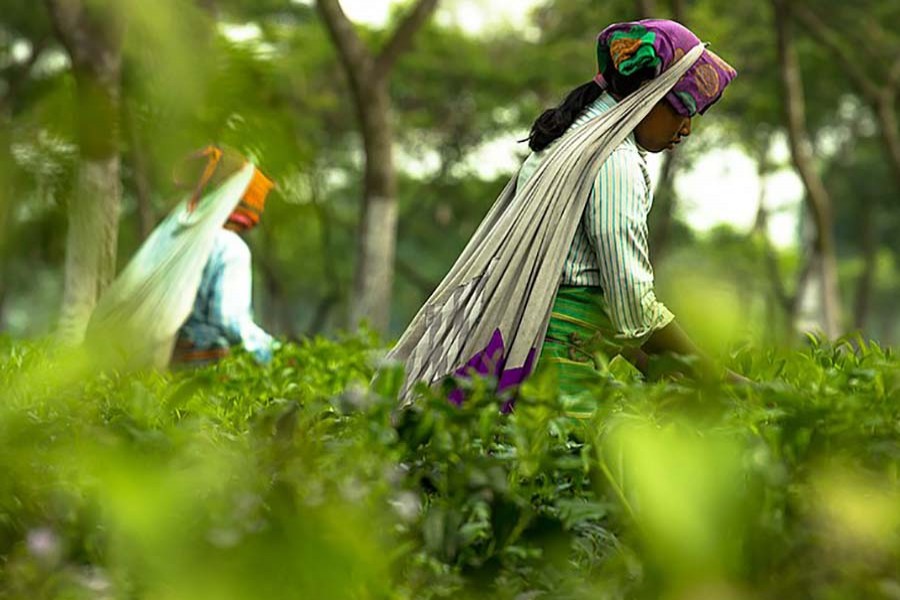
(852, 196), (877, 330)
(750, 140), (813, 339)
(772, 0), (843, 337)
(315, 0), (439, 333)
(45, 0), (123, 343)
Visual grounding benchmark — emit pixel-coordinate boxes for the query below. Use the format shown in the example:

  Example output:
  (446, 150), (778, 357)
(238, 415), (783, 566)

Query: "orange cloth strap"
(187, 145), (224, 213)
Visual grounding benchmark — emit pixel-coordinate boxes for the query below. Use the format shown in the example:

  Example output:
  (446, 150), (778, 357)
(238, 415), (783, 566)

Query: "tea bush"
(0, 334), (897, 599)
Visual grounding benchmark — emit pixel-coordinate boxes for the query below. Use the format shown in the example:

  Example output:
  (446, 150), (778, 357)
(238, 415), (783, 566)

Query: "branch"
(46, 0), (94, 62)
(45, 0), (121, 81)
(373, 0), (439, 80)
(315, 0), (374, 89)
(793, 3), (900, 190)
(859, 14), (900, 59)
(887, 56), (900, 92)
(791, 3), (881, 103)
(45, 0), (85, 61)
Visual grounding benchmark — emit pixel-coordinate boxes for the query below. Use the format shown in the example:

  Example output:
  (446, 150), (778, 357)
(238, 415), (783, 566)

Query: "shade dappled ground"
(1, 334), (898, 599)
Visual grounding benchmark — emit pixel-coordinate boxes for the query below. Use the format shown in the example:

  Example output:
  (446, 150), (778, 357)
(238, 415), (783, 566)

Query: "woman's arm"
(210, 232), (275, 364)
(586, 150), (746, 383)
(642, 320), (749, 383)
(586, 149), (675, 340)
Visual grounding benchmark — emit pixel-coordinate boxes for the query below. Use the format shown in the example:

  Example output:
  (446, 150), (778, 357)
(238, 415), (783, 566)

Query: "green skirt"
(538, 286), (624, 416)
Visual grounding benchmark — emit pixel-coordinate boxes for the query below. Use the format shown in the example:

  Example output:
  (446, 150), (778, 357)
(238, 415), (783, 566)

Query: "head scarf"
(226, 167), (274, 230)
(174, 145), (274, 231)
(594, 19), (737, 117)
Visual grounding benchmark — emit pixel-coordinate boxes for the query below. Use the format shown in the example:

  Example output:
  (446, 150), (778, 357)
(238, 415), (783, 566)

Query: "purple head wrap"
(594, 19), (737, 117)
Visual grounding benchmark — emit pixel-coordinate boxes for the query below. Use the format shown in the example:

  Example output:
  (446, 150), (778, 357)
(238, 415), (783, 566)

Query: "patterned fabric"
(175, 229), (274, 365)
(170, 338), (230, 366)
(387, 44), (706, 407)
(595, 19), (737, 117)
(407, 258), (497, 399)
(538, 286), (620, 417)
(518, 92), (674, 341)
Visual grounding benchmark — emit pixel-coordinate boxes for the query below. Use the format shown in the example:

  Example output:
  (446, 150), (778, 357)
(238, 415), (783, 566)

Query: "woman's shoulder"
(605, 138), (644, 167)
(213, 229), (251, 262)
(597, 142), (648, 192)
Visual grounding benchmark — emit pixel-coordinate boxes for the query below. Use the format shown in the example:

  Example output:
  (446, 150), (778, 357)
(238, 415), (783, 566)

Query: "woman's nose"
(681, 118), (692, 136)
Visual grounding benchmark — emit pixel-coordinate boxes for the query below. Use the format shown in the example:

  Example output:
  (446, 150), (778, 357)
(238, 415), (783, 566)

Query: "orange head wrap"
(175, 144), (275, 231)
(226, 167), (274, 231)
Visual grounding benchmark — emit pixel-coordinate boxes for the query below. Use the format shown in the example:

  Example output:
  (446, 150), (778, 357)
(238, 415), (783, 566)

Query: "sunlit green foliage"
(1, 335), (897, 599)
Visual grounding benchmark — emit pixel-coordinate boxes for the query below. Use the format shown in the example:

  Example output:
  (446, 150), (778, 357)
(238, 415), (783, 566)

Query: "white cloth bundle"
(86, 163), (256, 368)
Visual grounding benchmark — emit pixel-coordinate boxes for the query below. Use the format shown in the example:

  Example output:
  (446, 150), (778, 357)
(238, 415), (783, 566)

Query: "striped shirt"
(177, 229), (274, 363)
(518, 92), (675, 341)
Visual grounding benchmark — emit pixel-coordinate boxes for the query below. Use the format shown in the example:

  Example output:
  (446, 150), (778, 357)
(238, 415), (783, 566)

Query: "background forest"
(1, 2), (899, 599)
(1, 0), (898, 347)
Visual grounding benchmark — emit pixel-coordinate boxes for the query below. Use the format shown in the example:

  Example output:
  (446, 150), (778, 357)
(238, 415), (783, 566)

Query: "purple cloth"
(448, 329), (537, 412)
(594, 19), (737, 117)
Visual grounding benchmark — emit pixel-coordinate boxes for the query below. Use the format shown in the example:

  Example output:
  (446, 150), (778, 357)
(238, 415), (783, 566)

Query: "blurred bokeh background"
(2, 3), (900, 598)
(1, 0), (898, 347)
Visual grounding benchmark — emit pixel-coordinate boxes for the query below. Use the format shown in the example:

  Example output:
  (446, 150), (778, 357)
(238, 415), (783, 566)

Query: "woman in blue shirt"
(173, 166), (276, 366)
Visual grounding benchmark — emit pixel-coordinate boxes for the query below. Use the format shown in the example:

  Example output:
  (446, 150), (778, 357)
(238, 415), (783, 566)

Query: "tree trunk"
(47, 0), (123, 344)
(853, 198), (876, 332)
(875, 93), (900, 192)
(353, 80), (398, 330)
(772, 0), (842, 338)
(315, 0), (439, 333)
(753, 168), (789, 313)
(752, 151), (793, 342)
(670, 0), (687, 22)
(58, 158), (122, 343)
